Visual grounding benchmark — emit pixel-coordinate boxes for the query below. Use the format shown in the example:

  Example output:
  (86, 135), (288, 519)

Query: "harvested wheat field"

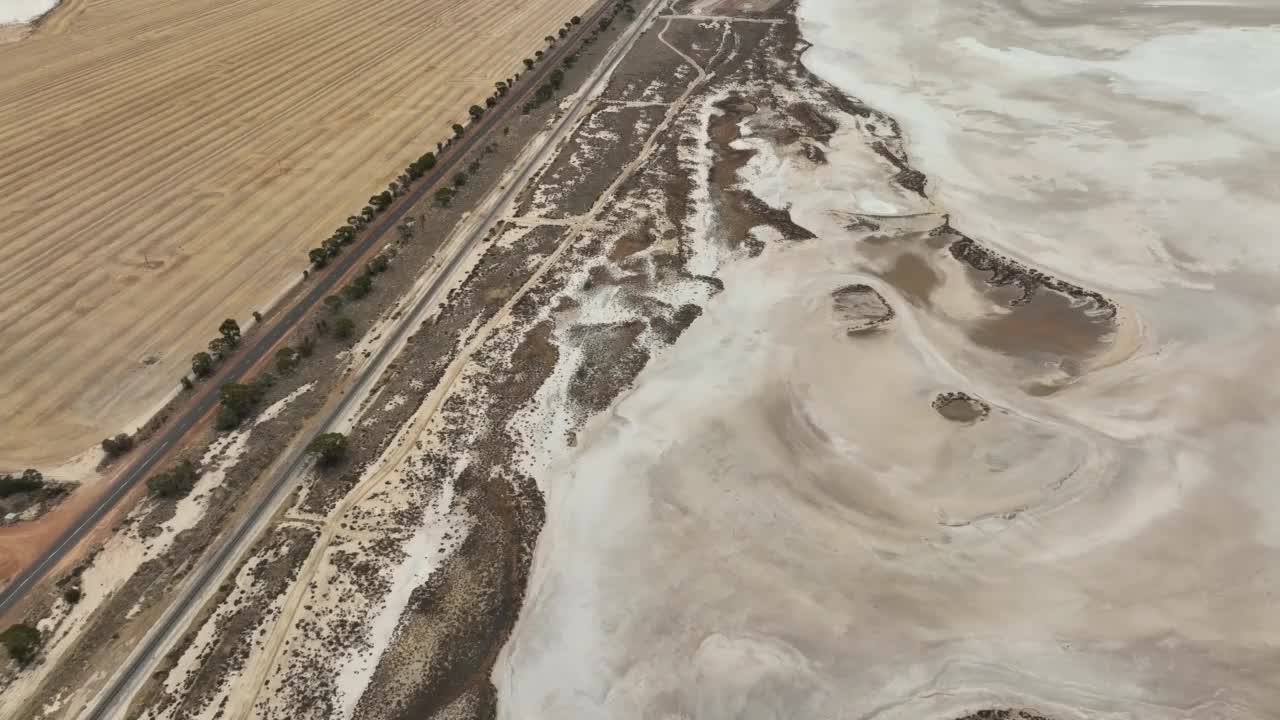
(0, 0), (590, 469)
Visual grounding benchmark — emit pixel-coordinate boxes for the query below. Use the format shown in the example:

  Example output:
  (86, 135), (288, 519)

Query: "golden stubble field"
(0, 0), (591, 470)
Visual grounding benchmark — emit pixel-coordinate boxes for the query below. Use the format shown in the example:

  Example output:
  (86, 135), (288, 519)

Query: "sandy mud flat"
(492, 1), (1280, 719)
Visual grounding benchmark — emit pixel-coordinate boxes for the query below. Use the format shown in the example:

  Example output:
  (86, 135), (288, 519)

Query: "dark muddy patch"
(879, 251), (941, 306)
(933, 392), (990, 423)
(971, 287), (1113, 359)
(942, 224), (1117, 359)
(832, 284), (894, 335)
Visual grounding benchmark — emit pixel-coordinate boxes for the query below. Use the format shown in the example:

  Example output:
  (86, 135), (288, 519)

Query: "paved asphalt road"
(77, 0), (664, 715)
(0, 0), (618, 619)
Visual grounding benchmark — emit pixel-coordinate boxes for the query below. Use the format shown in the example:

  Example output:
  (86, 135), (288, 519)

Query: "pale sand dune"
(495, 2), (1280, 718)
(0, 0), (590, 468)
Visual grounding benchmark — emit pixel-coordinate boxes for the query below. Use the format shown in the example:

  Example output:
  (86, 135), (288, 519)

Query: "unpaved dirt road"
(0, 0), (591, 469)
(74, 2), (648, 716)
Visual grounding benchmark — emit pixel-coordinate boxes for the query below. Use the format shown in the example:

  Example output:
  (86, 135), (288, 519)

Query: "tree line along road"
(0, 0), (622, 618)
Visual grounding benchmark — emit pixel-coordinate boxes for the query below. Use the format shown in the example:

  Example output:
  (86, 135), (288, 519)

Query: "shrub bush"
(1, 624), (42, 665)
(342, 274), (373, 302)
(307, 433), (348, 466)
(101, 433), (134, 458)
(191, 351), (214, 378)
(333, 317), (356, 341)
(275, 347), (301, 374)
(0, 469), (44, 498)
(147, 460), (198, 499)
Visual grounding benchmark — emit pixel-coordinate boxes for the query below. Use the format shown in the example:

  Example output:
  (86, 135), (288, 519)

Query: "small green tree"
(219, 319), (241, 347)
(523, 58), (534, 69)
(571, 14), (581, 23)
(307, 433), (348, 466)
(342, 274), (374, 302)
(215, 405), (242, 431)
(453, 172), (468, 187)
(147, 460), (199, 499)
(219, 382), (262, 424)
(275, 347), (301, 374)
(309, 247), (330, 268)
(191, 352), (214, 378)
(452, 123), (465, 138)
(250, 373), (275, 396)
(332, 316), (355, 341)
(367, 255), (390, 275)
(1, 624), (41, 666)
(323, 295), (345, 314)
(208, 336), (234, 360)
(434, 187), (454, 206)
(0, 470), (44, 498)
(102, 433), (134, 458)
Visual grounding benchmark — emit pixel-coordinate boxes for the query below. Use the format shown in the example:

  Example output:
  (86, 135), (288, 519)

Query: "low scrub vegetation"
(307, 432), (348, 466)
(216, 375), (274, 430)
(0, 469), (44, 498)
(1, 623), (41, 666)
(332, 316), (356, 341)
(101, 433), (134, 459)
(147, 460), (199, 499)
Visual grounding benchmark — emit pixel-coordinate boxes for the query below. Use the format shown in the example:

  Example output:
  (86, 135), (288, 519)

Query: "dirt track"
(0, 0), (590, 468)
